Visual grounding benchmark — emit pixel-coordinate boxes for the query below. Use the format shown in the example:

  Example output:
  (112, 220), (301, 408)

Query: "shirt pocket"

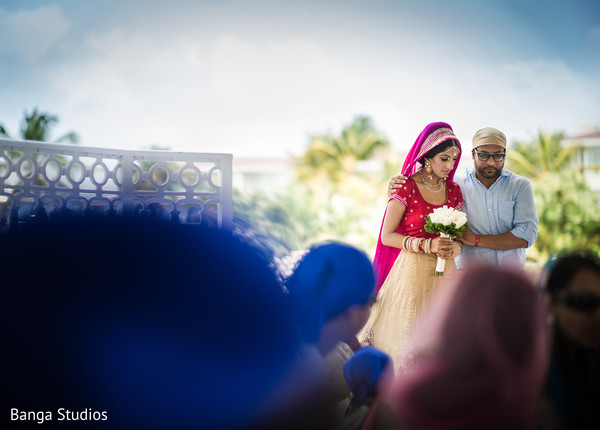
(498, 201), (515, 231)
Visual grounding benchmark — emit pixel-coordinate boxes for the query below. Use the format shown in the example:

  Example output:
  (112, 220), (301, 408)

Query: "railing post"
(221, 154), (233, 230)
(120, 152), (134, 218)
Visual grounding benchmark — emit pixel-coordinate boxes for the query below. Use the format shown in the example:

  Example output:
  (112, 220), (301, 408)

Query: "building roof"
(567, 130), (600, 139)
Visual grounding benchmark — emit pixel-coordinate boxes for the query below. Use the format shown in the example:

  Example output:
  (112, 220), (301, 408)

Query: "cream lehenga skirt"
(358, 249), (457, 372)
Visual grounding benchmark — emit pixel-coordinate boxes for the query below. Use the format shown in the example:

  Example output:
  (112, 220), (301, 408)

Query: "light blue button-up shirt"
(454, 168), (538, 269)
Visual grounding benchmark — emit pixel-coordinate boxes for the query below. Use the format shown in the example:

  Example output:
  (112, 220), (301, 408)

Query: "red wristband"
(474, 235), (480, 247)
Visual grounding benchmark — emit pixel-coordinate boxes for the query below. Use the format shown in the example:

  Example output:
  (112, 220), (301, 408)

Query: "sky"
(1, 0), (599, 158)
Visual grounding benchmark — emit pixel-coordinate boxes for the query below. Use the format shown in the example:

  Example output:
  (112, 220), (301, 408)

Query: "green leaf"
(424, 216), (468, 238)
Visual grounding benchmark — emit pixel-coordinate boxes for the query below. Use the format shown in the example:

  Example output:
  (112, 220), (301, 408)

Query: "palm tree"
(507, 130), (578, 180)
(532, 170), (600, 262)
(0, 108), (80, 190)
(507, 130), (600, 264)
(296, 115), (390, 185)
(0, 107), (79, 144)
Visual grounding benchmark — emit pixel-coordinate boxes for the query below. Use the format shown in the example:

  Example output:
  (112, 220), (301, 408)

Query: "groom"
(388, 127), (538, 269)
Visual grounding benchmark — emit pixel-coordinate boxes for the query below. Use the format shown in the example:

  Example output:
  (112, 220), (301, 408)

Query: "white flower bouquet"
(424, 205), (469, 275)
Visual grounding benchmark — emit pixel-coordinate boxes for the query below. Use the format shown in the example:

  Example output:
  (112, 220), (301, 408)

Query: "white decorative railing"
(0, 138), (232, 231)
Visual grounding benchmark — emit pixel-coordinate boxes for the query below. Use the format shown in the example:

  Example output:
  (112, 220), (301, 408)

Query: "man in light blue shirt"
(388, 127), (538, 269)
(453, 127), (538, 269)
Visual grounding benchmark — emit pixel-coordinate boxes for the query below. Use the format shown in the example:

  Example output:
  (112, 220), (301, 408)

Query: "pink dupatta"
(373, 122), (461, 293)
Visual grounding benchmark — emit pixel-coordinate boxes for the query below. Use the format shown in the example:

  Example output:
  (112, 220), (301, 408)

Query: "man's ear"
(471, 149), (476, 160)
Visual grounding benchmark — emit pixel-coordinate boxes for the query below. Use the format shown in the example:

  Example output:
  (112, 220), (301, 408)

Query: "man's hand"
(388, 175), (408, 197)
(456, 229), (477, 246)
(457, 230), (528, 251)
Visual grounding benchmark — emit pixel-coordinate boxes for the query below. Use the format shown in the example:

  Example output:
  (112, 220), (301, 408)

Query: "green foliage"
(508, 129), (600, 264)
(530, 170), (600, 263)
(0, 109), (81, 189)
(234, 115), (394, 261)
(507, 130), (578, 180)
(232, 185), (326, 257)
(295, 115), (390, 186)
(232, 180), (386, 265)
(424, 217), (469, 238)
(0, 107), (79, 144)
(0, 124), (10, 138)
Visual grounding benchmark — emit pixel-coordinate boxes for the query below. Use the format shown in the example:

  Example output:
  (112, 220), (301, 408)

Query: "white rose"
(429, 206), (467, 228)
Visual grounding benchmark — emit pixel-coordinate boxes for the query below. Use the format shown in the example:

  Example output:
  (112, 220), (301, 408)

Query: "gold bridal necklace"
(420, 170), (444, 193)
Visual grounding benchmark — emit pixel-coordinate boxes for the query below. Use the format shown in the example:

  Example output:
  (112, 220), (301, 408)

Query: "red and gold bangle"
(402, 236), (425, 253)
(409, 236), (420, 253)
(417, 238), (424, 253)
(474, 235), (480, 247)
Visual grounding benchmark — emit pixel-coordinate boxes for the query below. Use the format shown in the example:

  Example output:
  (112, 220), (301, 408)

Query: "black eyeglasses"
(560, 292), (600, 313)
(475, 151), (506, 162)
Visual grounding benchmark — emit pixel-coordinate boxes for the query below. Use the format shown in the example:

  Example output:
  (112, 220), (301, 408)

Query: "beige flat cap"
(472, 127), (506, 149)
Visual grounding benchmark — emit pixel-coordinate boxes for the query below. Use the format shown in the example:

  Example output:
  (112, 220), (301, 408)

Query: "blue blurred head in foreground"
(2, 218), (301, 429)
(285, 242), (375, 353)
(343, 346), (391, 414)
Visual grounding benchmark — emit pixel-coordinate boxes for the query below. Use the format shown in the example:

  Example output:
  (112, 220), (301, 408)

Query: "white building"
(232, 156), (295, 194)
(564, 126), (600, 191)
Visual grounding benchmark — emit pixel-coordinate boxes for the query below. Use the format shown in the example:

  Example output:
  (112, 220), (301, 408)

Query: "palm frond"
(551, 144), (577, 171)
(0, 124), (12, 138)
(507, 151), (538, 178)
(54, 132), (80, 145)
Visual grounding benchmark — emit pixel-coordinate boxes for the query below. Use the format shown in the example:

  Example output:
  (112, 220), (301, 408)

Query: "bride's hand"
(431, 236), (453, 259)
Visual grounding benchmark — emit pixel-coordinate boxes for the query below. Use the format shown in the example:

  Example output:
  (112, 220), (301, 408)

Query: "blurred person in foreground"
(388, 127), (538, 270)
(363, 266), (548, 430)
(332, 346), (391, 430)
(1, 217), (327, 430)
(538, 251), (600, 430)
(284, 242), (376, 404)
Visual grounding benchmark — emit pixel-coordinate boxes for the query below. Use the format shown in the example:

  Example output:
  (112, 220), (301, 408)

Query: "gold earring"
(425, 160), (433, 180)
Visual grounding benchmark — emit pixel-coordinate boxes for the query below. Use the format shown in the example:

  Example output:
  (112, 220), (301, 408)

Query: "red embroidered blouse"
(390, 177), (465, 238)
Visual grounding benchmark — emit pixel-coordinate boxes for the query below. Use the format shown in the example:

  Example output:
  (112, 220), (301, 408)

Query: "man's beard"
(476, 165), (502, 180)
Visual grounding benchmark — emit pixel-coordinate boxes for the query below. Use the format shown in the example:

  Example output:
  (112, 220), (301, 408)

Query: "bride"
(359, 122), (465, 370)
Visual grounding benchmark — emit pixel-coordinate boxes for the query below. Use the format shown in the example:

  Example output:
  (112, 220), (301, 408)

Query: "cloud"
(454, 59), (600, 140)
(303, 56), (600, 154)
(0, 5), (70, 62)
(38, 24), (600, 158)
(210, 35), (346, 104)
(47, 29), (360, 154)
